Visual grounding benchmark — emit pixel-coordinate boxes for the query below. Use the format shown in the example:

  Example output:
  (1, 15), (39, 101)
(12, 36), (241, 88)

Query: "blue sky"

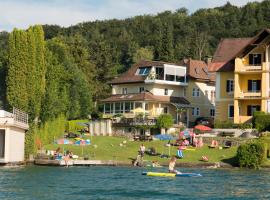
(0, 0), (263, 31)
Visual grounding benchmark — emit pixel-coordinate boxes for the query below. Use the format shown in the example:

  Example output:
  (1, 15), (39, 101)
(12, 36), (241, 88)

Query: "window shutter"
(247, 105), (251, 116)
(257, 80), (261, 91)
(249, 54), (253, 65)
(226, 80), (230, 92)
(248, 80), (252, 91)
(229, 105), (234, 117)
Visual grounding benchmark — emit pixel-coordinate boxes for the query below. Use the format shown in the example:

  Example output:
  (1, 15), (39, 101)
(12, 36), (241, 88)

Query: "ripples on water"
(0, 166), (270, 200)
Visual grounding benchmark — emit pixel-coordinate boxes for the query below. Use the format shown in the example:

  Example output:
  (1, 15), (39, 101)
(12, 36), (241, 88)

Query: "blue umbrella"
(154, 134), (176, 141)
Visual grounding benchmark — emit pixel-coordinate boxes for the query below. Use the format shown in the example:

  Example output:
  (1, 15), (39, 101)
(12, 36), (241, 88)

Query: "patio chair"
(223, 141), (232, 148)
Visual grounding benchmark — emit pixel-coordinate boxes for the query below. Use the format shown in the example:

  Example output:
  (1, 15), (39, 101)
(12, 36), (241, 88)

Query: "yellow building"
(211, 29), (270, 124)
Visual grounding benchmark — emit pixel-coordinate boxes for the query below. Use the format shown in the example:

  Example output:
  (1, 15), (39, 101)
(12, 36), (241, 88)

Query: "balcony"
(145, 73), (187, 86)
(0, 109), (29, 129)
(112, 118), (157, 127)
(236, 91), (262, 99)
(235, 58), (270, 73)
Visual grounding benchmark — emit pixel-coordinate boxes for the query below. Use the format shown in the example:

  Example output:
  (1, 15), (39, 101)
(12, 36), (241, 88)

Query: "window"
(124, 102), (132, 113)
(226, 80), (234, 93)
(139, 87), (145, 93)
(210, 108), (215, 117)
(165, 74), (175, 81)
(192, 107), (200, 116)
(164, 107), (168, 114)
(135, 102), (142, 109)
(248, 80), (261, 92)
(155, 67), (164, 80)
(0, 130), (5, 158)
(145, 103), (149, 111)
(192, 88), (200, 97)
(228, 105), (234, 118)
(183, 88), (187, 97)
(104, 103), (111, 114)
(122, 88), (127, 94)
(165, 88), (168, 95)
(247, 105), (260, 116)
(138, 67), (151, 75)
(249, 54), (262, 65)
(115, 103), (121, 113)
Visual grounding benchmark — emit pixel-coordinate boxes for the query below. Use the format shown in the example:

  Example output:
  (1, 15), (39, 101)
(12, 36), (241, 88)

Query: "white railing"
(13, 107), (28, 124)
(238, 91), (261, 98)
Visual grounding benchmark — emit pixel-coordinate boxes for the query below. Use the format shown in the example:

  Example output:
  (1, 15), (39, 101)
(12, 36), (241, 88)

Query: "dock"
(34, 159), (121, 166)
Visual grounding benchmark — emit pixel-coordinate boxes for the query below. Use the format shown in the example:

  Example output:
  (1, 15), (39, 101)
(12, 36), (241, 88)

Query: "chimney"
(206, 56), (212, 66)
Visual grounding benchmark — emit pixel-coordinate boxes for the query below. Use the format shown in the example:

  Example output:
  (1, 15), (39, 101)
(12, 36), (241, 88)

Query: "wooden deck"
(34, 159), (119, 166)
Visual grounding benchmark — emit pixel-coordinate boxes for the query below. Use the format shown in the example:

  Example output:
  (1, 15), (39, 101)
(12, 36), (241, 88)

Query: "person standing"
(139, 144), (146, 156)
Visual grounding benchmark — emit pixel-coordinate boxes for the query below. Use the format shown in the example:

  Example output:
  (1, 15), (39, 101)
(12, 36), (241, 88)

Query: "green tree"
(7, 29), (29, 111)
(133, 47), (153, 63)
(156, 114), (174, 129)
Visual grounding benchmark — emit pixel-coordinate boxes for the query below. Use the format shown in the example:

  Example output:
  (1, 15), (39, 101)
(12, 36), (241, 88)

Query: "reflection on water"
(0, 166), (270, 200)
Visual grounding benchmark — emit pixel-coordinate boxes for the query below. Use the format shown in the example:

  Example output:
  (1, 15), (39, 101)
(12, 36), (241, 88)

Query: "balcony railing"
(112, 118), (157, 127)
(237, 91), (262, 98)
(145, 73), (187, 85)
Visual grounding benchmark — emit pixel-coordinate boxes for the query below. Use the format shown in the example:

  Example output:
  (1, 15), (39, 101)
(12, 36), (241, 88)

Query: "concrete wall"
(0, 126), (25, 163)
(89, 119), (112, 136)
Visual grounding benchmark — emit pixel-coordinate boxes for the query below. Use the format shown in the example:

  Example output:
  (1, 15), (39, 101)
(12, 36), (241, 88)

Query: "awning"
(171, 103), (193, 108)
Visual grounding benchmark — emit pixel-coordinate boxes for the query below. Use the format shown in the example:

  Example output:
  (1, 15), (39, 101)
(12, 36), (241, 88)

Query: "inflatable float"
(142, 172), (202, 177)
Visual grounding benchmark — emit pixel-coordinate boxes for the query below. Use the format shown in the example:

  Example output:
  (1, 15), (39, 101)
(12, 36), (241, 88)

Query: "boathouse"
(0, 108), (29, 164)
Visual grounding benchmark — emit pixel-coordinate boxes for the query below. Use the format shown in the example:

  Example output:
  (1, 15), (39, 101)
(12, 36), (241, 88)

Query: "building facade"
(101, 61), (191, 134)
(211, 29), (270, 124)
(181, 59), (216, 124)
(0, 108), (29, 164)
(100, 60), (215, 135)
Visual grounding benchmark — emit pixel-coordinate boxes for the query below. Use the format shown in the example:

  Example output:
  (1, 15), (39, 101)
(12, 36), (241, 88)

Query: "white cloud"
(0, 0), (263, 31)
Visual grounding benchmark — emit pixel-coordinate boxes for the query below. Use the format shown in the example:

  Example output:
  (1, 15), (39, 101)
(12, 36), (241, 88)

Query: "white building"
(0, 108), (29, 164)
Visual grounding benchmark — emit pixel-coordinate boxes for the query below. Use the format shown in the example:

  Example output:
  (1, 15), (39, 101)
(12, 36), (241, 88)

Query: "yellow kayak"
(142, 172), (202, 177)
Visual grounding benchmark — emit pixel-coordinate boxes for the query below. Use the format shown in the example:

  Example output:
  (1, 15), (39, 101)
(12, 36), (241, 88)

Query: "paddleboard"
(142, 172), (202, 177)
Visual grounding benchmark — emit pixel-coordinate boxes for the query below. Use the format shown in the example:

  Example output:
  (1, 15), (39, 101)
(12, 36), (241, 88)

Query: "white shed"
(0, 108), (29, 164)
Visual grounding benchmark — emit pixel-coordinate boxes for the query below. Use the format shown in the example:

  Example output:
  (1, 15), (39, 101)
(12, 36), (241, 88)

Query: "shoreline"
(31, 159), (235, 169)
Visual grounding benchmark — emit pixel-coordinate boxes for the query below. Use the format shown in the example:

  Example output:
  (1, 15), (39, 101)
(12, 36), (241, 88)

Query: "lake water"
(0, 166), (270, 200)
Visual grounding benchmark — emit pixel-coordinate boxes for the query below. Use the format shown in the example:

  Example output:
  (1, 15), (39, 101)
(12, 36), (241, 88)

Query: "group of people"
(133, 144), (180, 174)
(54, 147), (75, 167)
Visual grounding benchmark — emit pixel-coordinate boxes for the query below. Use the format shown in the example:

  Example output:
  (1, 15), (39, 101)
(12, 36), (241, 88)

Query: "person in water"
(168, 156), (181, 174)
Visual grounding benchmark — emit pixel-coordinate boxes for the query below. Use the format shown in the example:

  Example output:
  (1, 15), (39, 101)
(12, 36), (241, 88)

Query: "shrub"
(253, 112), (270, 132)
(236, 141), (265, 169)
(66, 119), (88, 133)
(214, 120), (252, 129)
(156, 114), (174, 129)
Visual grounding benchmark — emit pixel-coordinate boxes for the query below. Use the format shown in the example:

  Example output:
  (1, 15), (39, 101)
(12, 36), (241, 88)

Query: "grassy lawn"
(44, 136), (237, 165)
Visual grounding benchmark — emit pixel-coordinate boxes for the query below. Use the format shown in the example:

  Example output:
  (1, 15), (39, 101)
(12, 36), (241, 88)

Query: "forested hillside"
(1, 1), (270, 121)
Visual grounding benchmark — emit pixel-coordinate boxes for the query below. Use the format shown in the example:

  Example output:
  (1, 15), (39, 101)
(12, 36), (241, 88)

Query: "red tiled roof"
(210, 29), (270, 72)
(100, 92), (190, 105)
(110, 60), (180, 85)
(180, 58), (215, 82)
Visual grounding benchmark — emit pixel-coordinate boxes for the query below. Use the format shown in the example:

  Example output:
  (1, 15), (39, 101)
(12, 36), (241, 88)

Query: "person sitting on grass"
(168, 156), (181, 174)
(201, 155), (209, 162)
(209, 140), (219, 148)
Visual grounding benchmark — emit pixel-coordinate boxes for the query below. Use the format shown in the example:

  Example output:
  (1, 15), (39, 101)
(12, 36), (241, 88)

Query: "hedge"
(214, 120), (252, 129)
(236, 140), (265, 169)
(253, 111), (270, 132)
(66, 119), (89, 133)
